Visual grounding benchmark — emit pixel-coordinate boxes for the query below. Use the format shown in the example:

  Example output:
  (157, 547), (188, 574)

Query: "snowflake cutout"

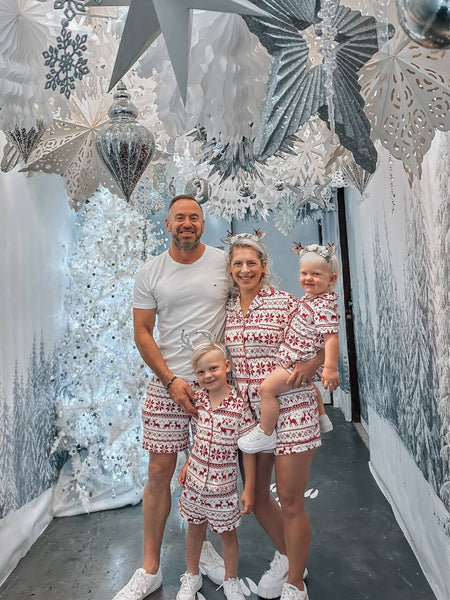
(43, 27), (89, 98)
(54, 0), (86, 23)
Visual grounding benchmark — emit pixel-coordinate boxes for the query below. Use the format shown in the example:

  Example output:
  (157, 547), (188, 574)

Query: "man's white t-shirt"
(133, 245), (229, 380)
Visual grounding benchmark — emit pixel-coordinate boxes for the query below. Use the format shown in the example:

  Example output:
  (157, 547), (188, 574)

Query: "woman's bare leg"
(275, 449), (315, 591)
(251, 452), (286, 554)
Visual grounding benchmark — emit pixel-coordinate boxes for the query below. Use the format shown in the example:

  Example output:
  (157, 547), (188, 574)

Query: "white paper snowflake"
(359, 30), (450, 178)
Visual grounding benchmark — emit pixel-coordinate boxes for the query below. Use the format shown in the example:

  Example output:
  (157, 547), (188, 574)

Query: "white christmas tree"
(52, 187), (166, 515)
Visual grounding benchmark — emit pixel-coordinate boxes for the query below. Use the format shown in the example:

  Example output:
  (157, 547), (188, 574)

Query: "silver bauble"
(184, 176), (211, 204)
(237, 181), (255, 197)
(5, 120), (45, 164)
(397, 0), (450, 49)
(274, 178), (285, 192)
(95, 82), (155, 201)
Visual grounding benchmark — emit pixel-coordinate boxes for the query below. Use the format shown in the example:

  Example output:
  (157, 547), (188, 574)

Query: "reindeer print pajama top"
(179, 387), (255, 532)
(225, 287), (323, 455)
(277, 291), (340, 366)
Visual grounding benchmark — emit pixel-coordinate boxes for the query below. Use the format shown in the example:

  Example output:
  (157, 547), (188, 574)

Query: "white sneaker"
(257, 551), (288, 598)
(280, 582), (309, 600)
(199, 541), (225, 584)
(176, 572), (202, 600)
(238, 425), (276, 453)
(319, 413), (333, 433)
(223, 577), (245, 599)
(112, 567), (162, 600)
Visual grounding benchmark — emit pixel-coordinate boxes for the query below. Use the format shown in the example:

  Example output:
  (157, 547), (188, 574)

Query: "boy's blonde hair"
(192, 342), (227, 370)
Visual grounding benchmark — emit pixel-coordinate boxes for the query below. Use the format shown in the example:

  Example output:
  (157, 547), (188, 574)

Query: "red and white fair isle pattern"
(277, 291), (340, 365)
(142, 378), (200, 453)
(179, 387), (256, 532)
(225, 288), (321, 455)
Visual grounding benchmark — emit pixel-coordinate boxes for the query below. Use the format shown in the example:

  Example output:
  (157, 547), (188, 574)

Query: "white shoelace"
(222, 578), (244, 599)
(179, 573), (200, 593)
(265, 552), (286, 577)
(129, 570), (149, 593)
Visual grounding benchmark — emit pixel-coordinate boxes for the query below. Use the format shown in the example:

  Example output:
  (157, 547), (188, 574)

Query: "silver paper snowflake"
(43, 27), (89, 98)
(243, 0), (394, 173)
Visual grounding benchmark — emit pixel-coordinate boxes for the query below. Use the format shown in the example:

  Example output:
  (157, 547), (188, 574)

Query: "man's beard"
(173, 231), (201, 250)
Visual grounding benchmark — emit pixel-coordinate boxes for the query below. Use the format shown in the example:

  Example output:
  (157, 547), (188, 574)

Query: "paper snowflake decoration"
(359, 30), (450, 178)
(243, 0), (394, 173)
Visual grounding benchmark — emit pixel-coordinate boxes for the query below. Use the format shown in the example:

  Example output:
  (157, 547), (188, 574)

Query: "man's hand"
(168, 378), (198, 416)
(285, 352), (324, 388)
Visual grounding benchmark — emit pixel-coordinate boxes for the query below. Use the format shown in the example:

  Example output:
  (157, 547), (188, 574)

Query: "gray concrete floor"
(0, 408), (436, 599)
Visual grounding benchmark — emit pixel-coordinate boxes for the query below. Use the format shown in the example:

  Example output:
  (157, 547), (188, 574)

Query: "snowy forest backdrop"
(344, 132), (449, 599)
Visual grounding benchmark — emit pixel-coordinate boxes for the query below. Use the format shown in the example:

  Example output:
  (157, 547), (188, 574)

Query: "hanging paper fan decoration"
(0, 0), (64, 130)
(243, 0), (394, 173)
(186, 11), (270, 144)
(359, 30), (450, 179)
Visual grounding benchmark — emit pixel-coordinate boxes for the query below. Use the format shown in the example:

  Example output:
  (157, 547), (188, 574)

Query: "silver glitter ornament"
(237, 180), (255, 198)
(397, 0), (450, 49)
(342, 161), (374, 195)
(184, 177), (211, 204)
(274, 178), (286, 191)
(95, 82), (155, 202)
(5, 120), (45, 164)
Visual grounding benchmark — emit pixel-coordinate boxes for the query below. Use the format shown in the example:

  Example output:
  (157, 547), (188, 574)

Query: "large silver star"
(87, 0), (268, 102)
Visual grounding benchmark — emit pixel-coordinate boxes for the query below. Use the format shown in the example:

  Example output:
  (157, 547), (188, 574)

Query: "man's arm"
(133, 307), (197, 416)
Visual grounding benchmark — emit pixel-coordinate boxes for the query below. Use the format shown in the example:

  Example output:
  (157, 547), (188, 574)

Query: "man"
(113, 196), (229, 600)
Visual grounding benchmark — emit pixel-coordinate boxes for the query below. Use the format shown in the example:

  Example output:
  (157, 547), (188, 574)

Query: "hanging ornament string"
(318, 0), (339, 141)
(388, 154), (396, 213)
(372, 0), (390, 50)
(43, 0), (90, 99)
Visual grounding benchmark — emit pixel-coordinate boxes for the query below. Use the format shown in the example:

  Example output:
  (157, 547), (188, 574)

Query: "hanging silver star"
(243, 0), (394, 173)
(87, 0), (268, 102)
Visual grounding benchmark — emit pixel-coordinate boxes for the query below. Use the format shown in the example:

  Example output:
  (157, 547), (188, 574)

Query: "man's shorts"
(275, 384), (322, 455)
(179, 486), (241, 533)
(142, 377), (200, 454)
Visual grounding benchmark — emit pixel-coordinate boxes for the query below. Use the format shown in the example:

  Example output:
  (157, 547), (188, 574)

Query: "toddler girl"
(238, 243), (340, 453)
(177, 334), (256, 600)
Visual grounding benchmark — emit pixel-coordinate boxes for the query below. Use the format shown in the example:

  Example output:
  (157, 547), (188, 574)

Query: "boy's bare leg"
(260, 367), (292, 434)
(186, 521), (208, 574)
(220, 529), (239, 580)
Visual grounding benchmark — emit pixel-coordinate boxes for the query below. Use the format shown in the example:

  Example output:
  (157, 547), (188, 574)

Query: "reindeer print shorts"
(179, 487), (241, 533)
(142, 377), (200, 454)
(275, 385), (322, 455)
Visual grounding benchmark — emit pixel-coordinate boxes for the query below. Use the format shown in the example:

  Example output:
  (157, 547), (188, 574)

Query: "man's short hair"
(168, 195), (203, 215)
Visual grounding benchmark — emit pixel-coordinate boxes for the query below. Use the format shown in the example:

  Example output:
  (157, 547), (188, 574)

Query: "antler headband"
(220, 229), (267, 245)
(290, 242), (337, 263)
(181, 329), (227, 356)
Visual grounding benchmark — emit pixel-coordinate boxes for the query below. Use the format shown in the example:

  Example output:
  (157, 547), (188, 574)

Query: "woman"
(224, 232), (322, 600)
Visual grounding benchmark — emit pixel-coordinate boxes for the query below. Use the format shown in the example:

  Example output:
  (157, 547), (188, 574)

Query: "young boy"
(177, 339), (256, 600)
